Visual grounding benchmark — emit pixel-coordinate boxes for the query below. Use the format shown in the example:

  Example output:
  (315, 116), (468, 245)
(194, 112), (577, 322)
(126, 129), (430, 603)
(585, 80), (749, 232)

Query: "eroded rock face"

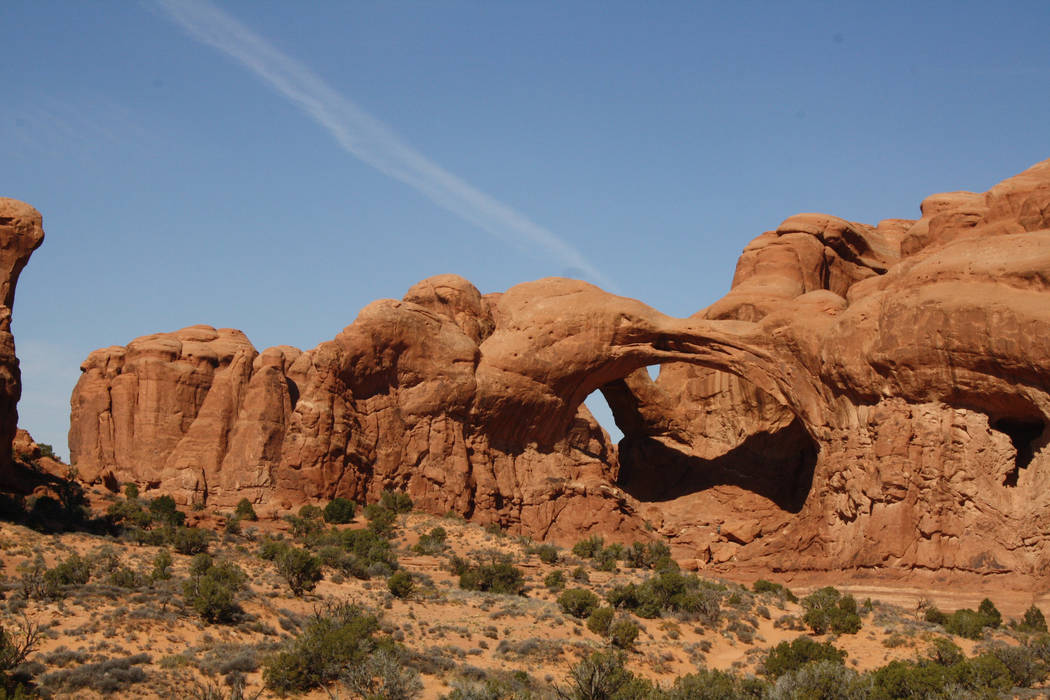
(69, 159), (1050, 583)
(0, 200), (44, 482)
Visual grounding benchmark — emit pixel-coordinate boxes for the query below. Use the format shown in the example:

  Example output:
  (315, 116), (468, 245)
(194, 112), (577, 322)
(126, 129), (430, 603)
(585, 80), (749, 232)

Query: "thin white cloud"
(155, 0), (612, 289)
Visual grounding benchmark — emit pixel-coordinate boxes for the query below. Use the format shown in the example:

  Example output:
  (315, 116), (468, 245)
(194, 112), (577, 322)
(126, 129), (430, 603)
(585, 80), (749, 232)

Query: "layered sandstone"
(0, 200), (44, 483)
(69, 159), (1050, 583)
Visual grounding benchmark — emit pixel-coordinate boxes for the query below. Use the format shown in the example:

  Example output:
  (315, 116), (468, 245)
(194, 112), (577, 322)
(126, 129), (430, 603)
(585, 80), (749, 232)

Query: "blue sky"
(3, 0), (1049, 458)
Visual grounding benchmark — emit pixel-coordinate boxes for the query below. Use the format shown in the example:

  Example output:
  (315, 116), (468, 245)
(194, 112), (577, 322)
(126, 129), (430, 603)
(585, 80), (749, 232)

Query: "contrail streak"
(155, 0), (611, 288)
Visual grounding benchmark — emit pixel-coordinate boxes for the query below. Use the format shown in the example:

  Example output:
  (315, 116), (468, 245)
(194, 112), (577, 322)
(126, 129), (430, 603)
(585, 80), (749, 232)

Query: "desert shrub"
(529, 543), (560, 565)
(0, 617), (40, 693)
(622, 540), (674, 571)
(767, 661), (864, 700)
(365, 504), (398, 537)
(801, 586), (861, 635)
(1018, 604), (1048, 633)
(258, 536), (290, 561)
(233, 498), (258, 521)
(665, 668), (768, 700)
(108, 566), (142, 588)
(926, 602), (1001, 640)
(42, 553), (91, 597)
(558, 589), (600, 619)
(285, 506), (324, 540)
(149, 495), (186, 527)
(587, 607), (615, 636)
(320, 497), (355, 524)
(106, 497), (153, 529)
(263, 602), (392, 693)
(944, 609), (991, 640)
(924, 606), (948, 625)
(123, 483), (139, 499)
(39, 653), (150, 694)
(606, 570), (722, 621)
(927, 637), (964, 666)
(762, 636), (846, 679)
(388, 570), (415, 599)
(752, 579), (798, 603)
(171, 526), (210, 555)
(182, 555), (247, 623)
(556, 650), (637, 700)
(985, 642), (1045, 688)
(572, 535), (604, 560)
(340, 648), (422, 700)
(572, 566), (590, 583)
(413, 527), (448, 555)
(275, 546), (322, 596)
(337, 528), (398, 577)
(608, 619), (640, 650)
(458, 555), (525, 596)
(872, 654), (1013, 698)
(545, 570), (566, 590)
(978, 598), (1002, 628)
(380, 490), (414, 514)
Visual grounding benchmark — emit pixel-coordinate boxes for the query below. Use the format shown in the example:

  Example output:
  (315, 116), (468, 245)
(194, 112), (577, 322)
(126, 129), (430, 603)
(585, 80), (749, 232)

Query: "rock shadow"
(616, 416), (817, 514)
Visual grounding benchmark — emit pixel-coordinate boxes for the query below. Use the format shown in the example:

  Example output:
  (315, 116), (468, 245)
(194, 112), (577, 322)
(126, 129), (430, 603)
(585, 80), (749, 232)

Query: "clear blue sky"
(3, 0), (1049, 458)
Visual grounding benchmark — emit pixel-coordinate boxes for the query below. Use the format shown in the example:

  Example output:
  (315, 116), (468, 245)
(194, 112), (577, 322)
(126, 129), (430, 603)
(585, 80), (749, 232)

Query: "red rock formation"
(0, 199), (44, 483)
(69, 159), (1050, 584)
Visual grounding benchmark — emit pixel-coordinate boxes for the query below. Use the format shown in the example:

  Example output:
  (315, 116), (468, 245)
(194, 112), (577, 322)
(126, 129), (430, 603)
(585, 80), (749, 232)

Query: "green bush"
(182, 555), (247, 623)
(872, 655), (1012, 698)
(336, 527), (398, 578)
(149, 495), (186, 527)
(556, 650), (637, 700)
(606, 570), (722, 621)
(586, 607), (614, 636)
(801, 587), (861, 635)
(944, 609), (991, 640)
(762, 636), (846, 679)
(387, 570), (414, 599)
(986, 642), (1045, 688)
(752, 579), (798, 603)
(365, 504), (398, 537)
(149, 549), (173, 581)
(457, 554), (525, 595)
(412, 527), (448, 555)
(925, 606), (948, 625)
(768, 661), (861, 700)
(275, 546), (323, 596)
(666, 668), (768, 700)
(608, 619), (640, 650)
(233, 498), (258, 521)
(322, 497), (356, 524)
(544, 570), (566, 590)
(927, 602), (1001, 639)
(380, 490), (413, 514)
(263, 602), (391, 693)
(44, 553), (91, 592)
(558, 588), (600, 619)
(123, 483), (139, 500)
(572, 535), (604, 559)
(978, 598), (1002, 628)
(1019, 604), (1048, 633)
(171, 526), (210, 555)
(530, 543), (559, 565)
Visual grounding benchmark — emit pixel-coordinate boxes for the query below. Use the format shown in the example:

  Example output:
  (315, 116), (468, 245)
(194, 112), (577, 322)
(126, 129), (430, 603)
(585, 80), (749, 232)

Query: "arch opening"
(598, 366), (818, 516)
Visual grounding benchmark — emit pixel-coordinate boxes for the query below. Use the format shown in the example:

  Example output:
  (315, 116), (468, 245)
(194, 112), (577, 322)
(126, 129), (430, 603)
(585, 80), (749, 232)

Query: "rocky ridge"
(67, 159), (1050, 584)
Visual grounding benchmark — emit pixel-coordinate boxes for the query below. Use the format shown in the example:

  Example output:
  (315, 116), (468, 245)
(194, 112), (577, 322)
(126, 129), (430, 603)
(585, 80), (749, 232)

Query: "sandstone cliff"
(69, 159), (1050, 583)
(0, 199), (43, 484)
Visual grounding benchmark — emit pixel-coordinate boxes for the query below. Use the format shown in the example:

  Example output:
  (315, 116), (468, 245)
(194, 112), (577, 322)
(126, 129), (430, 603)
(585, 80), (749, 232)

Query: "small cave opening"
(992, 417), (1045, 486)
